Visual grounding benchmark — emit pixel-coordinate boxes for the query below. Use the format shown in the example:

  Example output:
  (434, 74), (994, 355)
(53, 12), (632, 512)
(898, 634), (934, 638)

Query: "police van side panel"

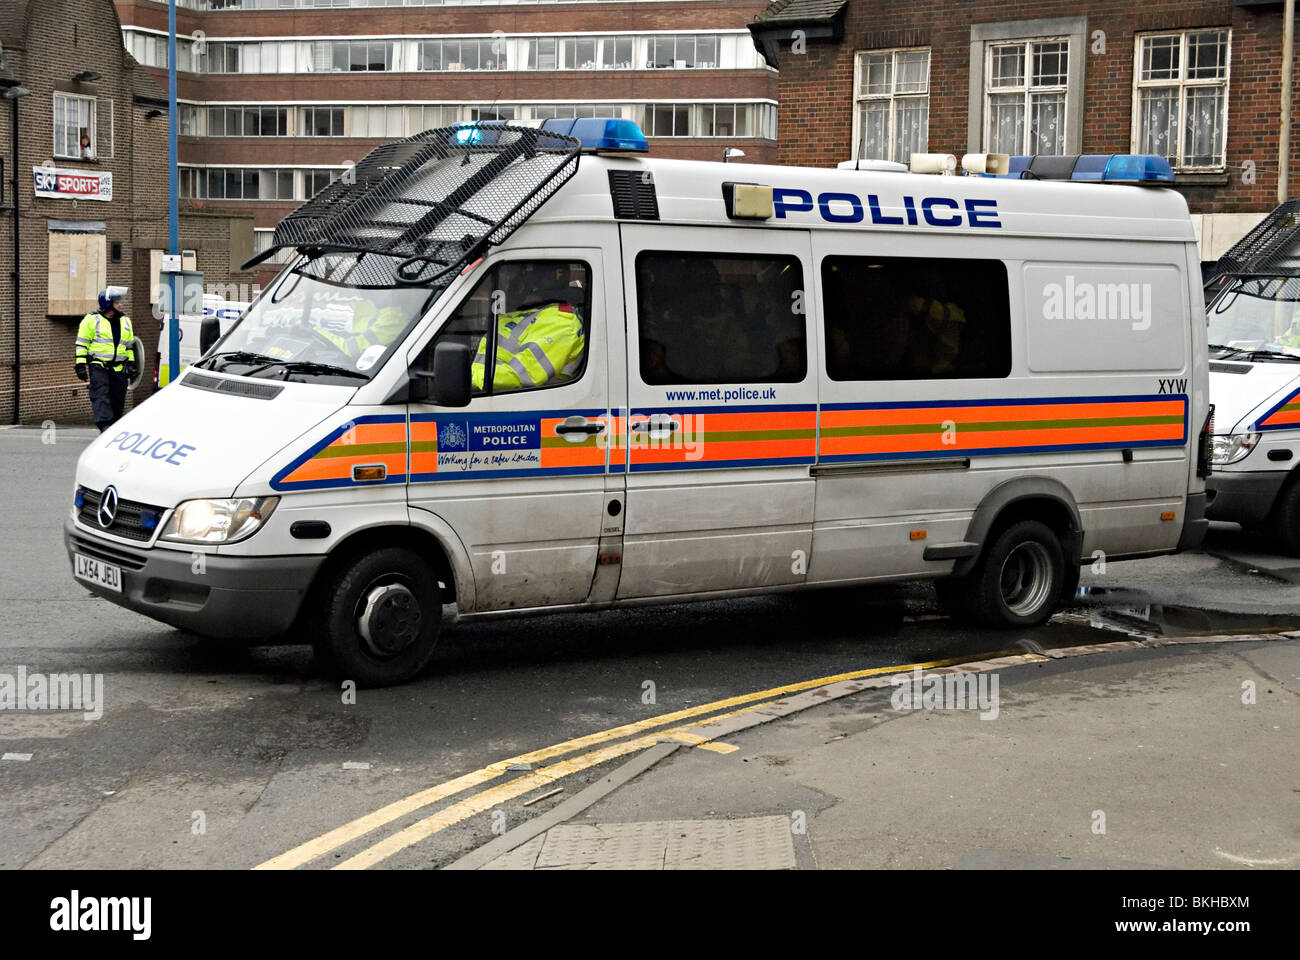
(808, 228), (1198, 588)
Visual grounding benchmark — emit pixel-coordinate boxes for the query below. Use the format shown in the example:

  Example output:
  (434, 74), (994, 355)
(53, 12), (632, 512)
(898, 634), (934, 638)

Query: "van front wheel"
(314, 547), (441, 687)
(943, 520), (1064, 628)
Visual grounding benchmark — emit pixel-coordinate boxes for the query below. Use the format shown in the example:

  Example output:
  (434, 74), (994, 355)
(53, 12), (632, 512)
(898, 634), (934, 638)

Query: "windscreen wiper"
(1220, 347), (1300, 362)
(269, 361), (370, 381)
(195, 350), (283, 371)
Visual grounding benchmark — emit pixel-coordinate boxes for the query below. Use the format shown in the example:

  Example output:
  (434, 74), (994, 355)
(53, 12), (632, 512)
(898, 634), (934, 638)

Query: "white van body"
(155, 294), (249, 387)
(65, 129), (1210, 685)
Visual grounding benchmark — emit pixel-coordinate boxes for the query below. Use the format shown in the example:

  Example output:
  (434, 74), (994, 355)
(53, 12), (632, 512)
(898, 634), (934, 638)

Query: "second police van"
(1199, 201), (1300, 551)
(65, 120), (1212, 685)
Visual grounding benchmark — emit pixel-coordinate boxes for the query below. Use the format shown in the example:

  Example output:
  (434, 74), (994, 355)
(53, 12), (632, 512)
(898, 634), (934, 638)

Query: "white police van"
(1201, 200), (1300, 549)
(155, 294), (250, 388)
(65, 119), (1212, 685)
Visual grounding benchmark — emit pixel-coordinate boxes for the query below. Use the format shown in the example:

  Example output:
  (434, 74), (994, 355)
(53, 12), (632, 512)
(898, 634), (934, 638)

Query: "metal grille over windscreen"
(1205, 199), (1300, 298)
(251, 124), (582, 286)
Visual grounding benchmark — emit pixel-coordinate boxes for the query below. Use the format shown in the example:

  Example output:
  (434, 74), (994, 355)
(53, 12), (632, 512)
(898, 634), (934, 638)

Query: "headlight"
(160, 496), (279, 544)
(1210, 433), (1260, 466)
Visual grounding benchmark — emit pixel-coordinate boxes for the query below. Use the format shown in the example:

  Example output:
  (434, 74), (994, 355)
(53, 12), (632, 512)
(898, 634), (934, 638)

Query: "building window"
(852, 48), (929, 163)
(183, 167), (300, 200)
(53, 93), (96, 160)
(641, 103), (774, 138)
(526, 38), (559, 70)
(1134, 29), (1230, 170)
(304, 169), (341, 197)
(303, 107), (345, 137)
(647, 34), (717, 69)
(253, 229), (295, 265)
(984, 38), (1069, 155)
(207, 106), (288, 137)
(204, 41), (242, 74)
(645, 104), (690, 137)
(560, 36), (633, 69)
(421, 38), (505, 71)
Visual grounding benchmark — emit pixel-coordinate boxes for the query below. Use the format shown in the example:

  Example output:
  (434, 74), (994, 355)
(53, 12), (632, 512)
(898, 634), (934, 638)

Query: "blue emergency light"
(449, 118), (649, 153)
(540, 117), (649, 153)
(999, 154), (1175, 184)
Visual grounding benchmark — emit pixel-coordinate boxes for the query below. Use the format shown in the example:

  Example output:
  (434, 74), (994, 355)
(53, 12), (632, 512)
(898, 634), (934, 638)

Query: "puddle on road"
(1057, 587), (1300, 641)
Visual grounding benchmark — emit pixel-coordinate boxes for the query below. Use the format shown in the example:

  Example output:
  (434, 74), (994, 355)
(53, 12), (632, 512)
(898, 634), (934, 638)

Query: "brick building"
(749, 0), (1299, 262)
(114, 0), (778, 285)
(1, 0), (254, 424)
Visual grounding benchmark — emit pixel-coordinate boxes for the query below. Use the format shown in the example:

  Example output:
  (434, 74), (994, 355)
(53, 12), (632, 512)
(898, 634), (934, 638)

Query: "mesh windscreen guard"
(1206, 198), (1300, 288)
(265, 125), (581, 285)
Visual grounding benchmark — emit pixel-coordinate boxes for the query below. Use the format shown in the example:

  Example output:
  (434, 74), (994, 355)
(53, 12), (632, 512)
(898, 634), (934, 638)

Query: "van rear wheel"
(313, 547), (441, 687)
(940, 520), (1064, 628)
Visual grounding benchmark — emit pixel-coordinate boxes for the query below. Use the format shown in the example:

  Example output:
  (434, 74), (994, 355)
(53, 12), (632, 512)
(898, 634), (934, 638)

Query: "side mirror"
(409, 341), (472, 407)
(199, 315), (221, 355)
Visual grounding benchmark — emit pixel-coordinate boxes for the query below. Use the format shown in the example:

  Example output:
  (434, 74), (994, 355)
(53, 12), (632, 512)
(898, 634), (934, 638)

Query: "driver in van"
(471, 262), (586, 392)
(316, 297), (408, 361)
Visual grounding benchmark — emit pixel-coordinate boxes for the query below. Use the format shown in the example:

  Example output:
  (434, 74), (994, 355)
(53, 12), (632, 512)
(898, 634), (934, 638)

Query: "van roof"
(529, 153), (1196, 244)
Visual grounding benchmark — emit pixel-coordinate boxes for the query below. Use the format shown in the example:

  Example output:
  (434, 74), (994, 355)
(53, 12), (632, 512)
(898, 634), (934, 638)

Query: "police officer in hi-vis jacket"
(75, 287), (137, 431)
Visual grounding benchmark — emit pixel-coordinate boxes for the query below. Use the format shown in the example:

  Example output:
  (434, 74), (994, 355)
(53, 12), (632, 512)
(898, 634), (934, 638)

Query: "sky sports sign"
(33, 166), (113, 202)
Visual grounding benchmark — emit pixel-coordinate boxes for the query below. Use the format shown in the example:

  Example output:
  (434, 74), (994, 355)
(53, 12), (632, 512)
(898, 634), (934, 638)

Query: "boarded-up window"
(48, 221), (107, 316)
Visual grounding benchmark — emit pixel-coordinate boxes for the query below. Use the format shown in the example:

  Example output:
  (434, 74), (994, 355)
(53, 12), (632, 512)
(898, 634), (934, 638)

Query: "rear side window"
(821, 256), (1012, 381)
(636, 251), (807, 385)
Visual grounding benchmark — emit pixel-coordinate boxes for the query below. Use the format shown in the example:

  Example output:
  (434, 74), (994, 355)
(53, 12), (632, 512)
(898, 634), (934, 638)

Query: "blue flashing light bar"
(448, 118), (648, 153)
(996, 153), (1175, 184)
(540, 117), (649, 152)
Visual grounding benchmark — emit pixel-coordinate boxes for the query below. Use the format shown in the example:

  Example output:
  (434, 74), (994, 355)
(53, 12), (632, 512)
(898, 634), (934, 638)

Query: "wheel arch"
(299, 515), (474, 625)
(954, 477), (1083, 578)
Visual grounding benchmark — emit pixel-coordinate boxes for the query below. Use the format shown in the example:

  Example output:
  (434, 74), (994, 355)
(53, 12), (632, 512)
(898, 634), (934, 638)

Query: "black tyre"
(942, 520), (1065, 628)
(312, 547), (441, 687)
(1059, 560), (1081, 606)
(1272, 479), (1300, 556)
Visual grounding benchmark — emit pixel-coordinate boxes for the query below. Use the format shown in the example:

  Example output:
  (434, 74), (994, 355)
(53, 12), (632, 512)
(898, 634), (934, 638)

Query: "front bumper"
(64, 519), (324, 640)
(1205, 470), (1289, 526)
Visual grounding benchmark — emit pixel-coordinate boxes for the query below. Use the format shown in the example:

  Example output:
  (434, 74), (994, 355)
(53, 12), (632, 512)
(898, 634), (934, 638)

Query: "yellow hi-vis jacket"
(317, 302), (408, 358)
(75, 312), (136, 372)
(472, 303), (585, 391)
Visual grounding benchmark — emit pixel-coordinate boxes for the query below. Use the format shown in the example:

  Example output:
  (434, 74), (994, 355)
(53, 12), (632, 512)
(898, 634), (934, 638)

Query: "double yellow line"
(256, 656), (963, 870)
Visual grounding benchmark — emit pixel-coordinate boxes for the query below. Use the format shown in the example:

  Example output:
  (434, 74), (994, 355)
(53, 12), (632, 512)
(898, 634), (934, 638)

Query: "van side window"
(419, 260), (591, 396)
(821, 256), (1012, 381)
(636, 252), (807, 385)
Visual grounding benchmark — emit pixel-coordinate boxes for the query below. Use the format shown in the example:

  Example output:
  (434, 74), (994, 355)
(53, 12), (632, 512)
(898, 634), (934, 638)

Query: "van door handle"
(554, 417), (606, 437)
(630, 419), (680, 433)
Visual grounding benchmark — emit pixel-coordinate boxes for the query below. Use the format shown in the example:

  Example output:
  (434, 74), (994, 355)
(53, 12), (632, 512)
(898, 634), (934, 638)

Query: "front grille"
(68, 533), (147, 571)
(77, 487), (164, 543)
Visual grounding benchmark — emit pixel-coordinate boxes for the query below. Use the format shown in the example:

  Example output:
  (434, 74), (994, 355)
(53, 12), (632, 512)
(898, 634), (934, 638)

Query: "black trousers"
(88, 365), (128, 431)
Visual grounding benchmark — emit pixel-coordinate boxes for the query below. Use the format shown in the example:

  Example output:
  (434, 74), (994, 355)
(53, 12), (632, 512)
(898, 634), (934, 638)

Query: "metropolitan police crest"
(438, 421), (466, 452)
